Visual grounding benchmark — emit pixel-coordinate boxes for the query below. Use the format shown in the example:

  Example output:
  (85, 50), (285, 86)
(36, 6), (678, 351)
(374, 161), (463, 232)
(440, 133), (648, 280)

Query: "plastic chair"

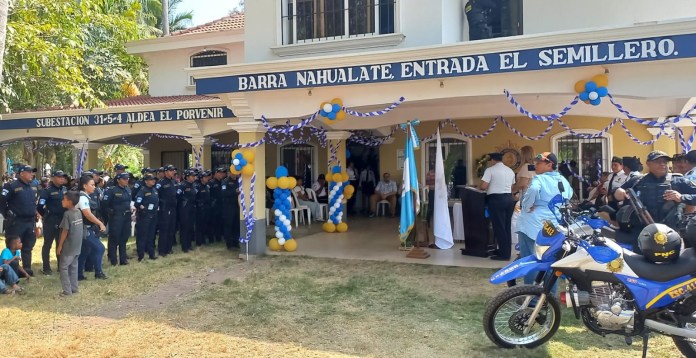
(306, 188), (328, 221)
(377, 200), (390, 216)
(291, 190), (312, 225)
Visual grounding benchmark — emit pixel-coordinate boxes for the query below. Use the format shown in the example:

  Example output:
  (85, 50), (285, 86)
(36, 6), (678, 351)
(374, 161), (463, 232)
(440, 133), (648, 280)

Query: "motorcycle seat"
(623, 248), (696, 282)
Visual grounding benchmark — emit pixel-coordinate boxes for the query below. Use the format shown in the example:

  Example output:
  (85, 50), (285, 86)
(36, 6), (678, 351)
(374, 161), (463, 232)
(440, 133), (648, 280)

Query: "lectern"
(460, 186), (493, 257)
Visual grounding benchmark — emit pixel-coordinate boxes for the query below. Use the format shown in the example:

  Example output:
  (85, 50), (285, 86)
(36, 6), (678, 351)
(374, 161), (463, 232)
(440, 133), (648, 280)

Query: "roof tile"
(171, 13), (244, 36)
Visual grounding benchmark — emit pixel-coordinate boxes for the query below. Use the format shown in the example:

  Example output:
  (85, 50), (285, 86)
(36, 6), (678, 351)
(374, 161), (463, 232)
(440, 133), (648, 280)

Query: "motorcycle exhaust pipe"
(645, 319), (696, 339)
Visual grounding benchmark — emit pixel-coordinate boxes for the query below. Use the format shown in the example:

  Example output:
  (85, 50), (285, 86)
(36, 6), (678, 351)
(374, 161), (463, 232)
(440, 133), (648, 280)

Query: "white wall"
(524, 0), (696, 34)
(147, 43), (244, 97)
(441, 0), (464, 43)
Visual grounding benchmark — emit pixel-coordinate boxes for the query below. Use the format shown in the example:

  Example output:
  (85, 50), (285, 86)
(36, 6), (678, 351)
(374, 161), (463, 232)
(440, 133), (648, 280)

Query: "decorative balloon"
(319, 98), (347, 123)
(266, 166), (297, 252)
(231, 149), (255, 177)
(323, 165), (354, 233)
(574, 74), (609, 106)
(232, 148), (258, 248)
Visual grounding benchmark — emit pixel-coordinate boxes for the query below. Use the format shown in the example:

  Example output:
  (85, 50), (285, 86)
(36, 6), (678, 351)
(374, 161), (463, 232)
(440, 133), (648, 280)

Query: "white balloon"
(232, 158), (240, 165)
(277, 232), (284, 239)
(278, 238), (286, 245)
(274, 209), (281, 216)
(287, 196), (292, 201)
(274, 226), (280, 232)
(284, 218), (291, 225)
(323, 103), (333, 113)
(588, 91), (599, 100)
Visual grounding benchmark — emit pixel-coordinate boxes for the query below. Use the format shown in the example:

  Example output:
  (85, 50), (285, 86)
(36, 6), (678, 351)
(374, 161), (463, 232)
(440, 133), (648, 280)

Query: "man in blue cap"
(131, 167), (155, 201)
(37, 170), (68, 274)
(156, 165), (178, 256)
(134, 173), (159, 261)
(0, 164), (40, 275)
(106, 164), (128, 187)
(102, 172), (133, 265)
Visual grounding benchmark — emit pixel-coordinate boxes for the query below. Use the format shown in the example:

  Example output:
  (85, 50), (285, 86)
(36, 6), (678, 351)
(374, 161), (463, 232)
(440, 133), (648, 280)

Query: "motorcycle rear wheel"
(483, 285), (561, 349)
(673, 297), (696, 357)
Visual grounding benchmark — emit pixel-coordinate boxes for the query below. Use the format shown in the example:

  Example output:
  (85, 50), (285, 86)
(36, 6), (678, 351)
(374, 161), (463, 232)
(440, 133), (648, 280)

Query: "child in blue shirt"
(1, 236), (31, 280)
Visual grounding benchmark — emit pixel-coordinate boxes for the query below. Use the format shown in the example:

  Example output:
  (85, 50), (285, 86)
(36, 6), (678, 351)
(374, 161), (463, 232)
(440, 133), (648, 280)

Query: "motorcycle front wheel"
(672, 296), (696, 357)
(483, 285), (561, 348)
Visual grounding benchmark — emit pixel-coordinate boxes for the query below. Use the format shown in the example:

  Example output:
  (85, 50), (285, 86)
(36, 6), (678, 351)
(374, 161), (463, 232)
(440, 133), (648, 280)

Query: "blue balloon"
(235, 153), (244, 159)
(332, 165), (342, 174)
(596, 87), (608, 97)
(276, 166), (289, 178)
(584, 81), (597, 92)
(579, 91), (589, 101)
(590, 98), (602, 106)
(240, 159), (247, 166)
(320, 109), (328, 117)
(328, 112), (336, 120)
(332, 103), (341, 112)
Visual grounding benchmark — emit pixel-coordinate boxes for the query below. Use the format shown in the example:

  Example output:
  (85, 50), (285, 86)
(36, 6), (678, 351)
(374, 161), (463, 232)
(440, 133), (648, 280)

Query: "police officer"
(177, 169), (197, 253)
(156, 165), (178, 256)
(37, 170), (68, 275)
(464, 0), (497, 41)
(132, 167), (155, 201)
(220, 169), (241, 250)
(135, 173), (159, 261)
(106, 164), (129, 187)
(209, 168), (226, 243)
(195, 170), (212, 247)
(0, 164), (40, 276)
(102, 172), (133, 265)
(156, 167), (165, 181)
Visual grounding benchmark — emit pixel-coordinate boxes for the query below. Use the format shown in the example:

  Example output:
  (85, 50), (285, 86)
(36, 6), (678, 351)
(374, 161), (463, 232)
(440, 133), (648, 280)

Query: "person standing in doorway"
(359, 166), (376, 215)
(451, 159), (468, 199)
(480, 153), (515, 261)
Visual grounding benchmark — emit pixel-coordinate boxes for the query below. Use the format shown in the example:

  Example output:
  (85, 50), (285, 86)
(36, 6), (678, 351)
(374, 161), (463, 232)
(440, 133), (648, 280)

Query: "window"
(280, 144), (316, 187)
(466, 0), (523, 41)
(281, 0), (396, 45)
(553, 132), (610, 201)
(422, 137), (468, 196)
(189, 50), (228, 85)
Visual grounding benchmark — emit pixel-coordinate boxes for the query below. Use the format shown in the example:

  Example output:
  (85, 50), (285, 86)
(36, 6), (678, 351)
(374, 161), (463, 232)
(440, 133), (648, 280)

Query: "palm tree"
(158, 0), (192, 33)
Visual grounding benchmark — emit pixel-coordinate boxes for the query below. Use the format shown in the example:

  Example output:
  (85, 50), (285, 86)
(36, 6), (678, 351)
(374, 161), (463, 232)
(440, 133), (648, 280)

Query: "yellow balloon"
(242, 163), (255, 177)
(341, 173), (349, 182)
(288, 177), (297, 189)
(268, 238), (282, 251)
(592, 74), (609, 88)
(323, 222), (336, 233)
(344, 185), (355, 195)
(331, 98), (343, 107)
(266, 177), (278, 189)
(336, 222), (348, 232)
(332, 173), (342, 182)
(574, 80), (587, 94)
(284, 239), (297, 252)
(242, 149), (255, 163)
(336, 111), (346, 121)
(231, 149), (241, 159)
(325, 173), (333, 182)
(345, 192), (353, 200)
(278, 177), (290, 190)
(230, 166), (240, 175)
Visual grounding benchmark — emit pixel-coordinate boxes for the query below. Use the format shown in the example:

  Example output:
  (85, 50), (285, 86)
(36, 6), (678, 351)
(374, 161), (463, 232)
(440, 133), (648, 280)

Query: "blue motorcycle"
(483, 194), (696, 357)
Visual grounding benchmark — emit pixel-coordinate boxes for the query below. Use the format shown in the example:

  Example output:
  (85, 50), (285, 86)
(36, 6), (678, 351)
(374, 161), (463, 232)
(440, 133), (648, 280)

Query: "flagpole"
(404, 121), (429, 259)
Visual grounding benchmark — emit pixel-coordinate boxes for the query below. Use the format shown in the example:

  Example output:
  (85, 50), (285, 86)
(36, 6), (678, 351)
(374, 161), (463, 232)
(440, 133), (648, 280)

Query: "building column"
(72, 142), (102, 175)
(141, 149), (151, 169)
(227, 122), (267, 258)
(325, 131), (351, 173)
(186, 137), (212, 169)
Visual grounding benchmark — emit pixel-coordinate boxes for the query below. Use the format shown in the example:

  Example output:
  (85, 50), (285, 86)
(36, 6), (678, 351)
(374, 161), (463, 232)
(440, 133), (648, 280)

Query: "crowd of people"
(0, 164), (241, 296)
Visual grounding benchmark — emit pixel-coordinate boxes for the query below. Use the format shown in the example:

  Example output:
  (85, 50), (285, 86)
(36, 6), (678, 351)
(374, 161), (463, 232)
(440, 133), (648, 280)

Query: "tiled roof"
(171, 13), (244, 36)
(104, 95), (219, 107)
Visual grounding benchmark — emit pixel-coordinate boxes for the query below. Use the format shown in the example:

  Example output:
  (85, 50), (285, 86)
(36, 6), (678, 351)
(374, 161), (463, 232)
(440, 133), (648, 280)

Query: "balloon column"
(265, 166), (298, 252)
(231, 149), (257, 246)
(574, 74), (609, 106)
(322, 165), (355, 233)
(319, 98), (346, 123)
(230, 149), (255, 176)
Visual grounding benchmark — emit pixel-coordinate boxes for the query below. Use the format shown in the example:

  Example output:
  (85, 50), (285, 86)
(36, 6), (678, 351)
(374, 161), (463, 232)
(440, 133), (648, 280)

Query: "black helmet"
(637, 223), (682, 263)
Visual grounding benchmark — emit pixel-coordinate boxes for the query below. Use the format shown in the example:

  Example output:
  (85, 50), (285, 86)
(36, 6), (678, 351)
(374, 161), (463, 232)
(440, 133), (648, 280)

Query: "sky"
(178, 0), (243, 26)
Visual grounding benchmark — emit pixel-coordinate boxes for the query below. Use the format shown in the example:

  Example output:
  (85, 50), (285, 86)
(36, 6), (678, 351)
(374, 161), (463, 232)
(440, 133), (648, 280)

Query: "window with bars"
(555, 133), (608, 200)
(281, 0), (396, 45)
(189, 50), (228, 85)
(280, 144), (316, 187)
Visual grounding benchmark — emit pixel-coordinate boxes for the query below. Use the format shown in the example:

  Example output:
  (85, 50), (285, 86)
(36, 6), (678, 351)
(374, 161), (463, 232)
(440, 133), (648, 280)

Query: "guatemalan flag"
(399, 121), (420, 244)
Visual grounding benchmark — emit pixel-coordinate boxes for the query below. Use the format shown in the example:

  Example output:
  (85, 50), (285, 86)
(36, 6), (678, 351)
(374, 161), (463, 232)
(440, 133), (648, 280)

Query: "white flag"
(434, 128), (454, 249)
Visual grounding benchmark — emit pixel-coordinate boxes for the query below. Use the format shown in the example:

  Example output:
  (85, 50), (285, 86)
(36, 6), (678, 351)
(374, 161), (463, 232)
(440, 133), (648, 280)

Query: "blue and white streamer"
(343, 97), (406, 117)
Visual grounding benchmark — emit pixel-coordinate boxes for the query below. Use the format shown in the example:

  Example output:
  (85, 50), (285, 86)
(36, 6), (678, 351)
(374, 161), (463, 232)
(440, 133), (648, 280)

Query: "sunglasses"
(535, 152), (552, 162)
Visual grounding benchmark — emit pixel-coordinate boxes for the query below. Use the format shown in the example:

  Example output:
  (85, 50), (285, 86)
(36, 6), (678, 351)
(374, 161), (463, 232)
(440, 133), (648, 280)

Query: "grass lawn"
(0, 237), (684, 357)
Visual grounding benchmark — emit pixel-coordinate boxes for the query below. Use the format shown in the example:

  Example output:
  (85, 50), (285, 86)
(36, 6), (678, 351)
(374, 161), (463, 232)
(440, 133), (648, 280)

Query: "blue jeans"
(78, 227), (105, 278)
(518, 232), (559, 294)
(0, 263), (20, 292)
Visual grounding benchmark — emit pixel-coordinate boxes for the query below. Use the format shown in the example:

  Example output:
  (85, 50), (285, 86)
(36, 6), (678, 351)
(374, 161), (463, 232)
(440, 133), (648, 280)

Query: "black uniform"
(465, 0), (497, 41)
(209, 178), (224, 242)
(177, 180), (197, 252)
(220, 176), (241, 249)
(37, 182), (66, 272)
(156, 177), (178, 256)
(194, 181), (212, 246)
(0, 179), (39, 272)
(135, 186), (158, 260)
(102, 184), (132, 265)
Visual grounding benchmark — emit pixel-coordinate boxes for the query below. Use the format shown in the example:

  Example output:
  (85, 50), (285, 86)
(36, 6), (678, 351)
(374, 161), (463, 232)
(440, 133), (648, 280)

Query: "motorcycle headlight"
(535, 244), (550, 260)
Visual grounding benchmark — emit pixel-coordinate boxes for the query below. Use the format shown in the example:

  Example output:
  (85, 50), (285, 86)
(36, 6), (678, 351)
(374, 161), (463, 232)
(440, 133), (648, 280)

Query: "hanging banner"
(196, 33), (696, 94)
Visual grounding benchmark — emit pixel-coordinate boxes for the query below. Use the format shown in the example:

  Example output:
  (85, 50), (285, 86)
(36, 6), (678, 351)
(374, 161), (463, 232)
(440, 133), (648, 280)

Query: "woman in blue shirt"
(516, 152), (573, 285)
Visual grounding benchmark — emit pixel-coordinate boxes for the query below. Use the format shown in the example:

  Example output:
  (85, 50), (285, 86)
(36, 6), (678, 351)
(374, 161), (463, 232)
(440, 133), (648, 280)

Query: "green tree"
(138, 0), (192, 37)
(99, 145), (143, 175)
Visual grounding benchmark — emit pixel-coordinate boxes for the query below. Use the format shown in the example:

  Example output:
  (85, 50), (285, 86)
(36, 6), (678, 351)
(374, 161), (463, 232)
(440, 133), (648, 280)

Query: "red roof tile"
(171, 13), (244, 36)
(105, 95), (219, 107)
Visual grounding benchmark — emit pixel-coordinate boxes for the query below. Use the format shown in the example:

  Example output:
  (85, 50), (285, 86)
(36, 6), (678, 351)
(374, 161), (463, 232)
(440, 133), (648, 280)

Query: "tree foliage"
(99, 144), (143, 175)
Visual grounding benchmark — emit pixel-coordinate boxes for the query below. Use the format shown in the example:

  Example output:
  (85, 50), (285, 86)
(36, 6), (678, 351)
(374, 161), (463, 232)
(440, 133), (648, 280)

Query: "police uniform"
(156, 166), (178, 256)
(134, 174), (159, 261)
(37, 172), (67, 273)
(131, 168), (154, 201)
(209, 170), (225, 242)
(0, 165), (40, 274)
(465, 0), (496, 41)
(220, 174), (241, 249)
(194, 171), (212, 246)
(177, 171), (197, 252)
(106, 164), (128, 188)
(102, 173), (133, 265)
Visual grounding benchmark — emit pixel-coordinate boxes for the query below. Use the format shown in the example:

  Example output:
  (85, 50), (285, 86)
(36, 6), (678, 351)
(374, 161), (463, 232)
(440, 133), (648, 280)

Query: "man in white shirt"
(311, 174), (328, 203)
(604, 156), (627, 211)
(369, 172), (397, 217)
(480, 153), (516, 261)
(293, 177), (324, 222)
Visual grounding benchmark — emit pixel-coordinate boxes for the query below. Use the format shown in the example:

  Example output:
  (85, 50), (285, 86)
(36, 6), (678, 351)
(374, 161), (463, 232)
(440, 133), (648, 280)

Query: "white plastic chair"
(377, 200), (390, 216)
(306, 188), (328, 221)
(291, 190), (312, 225)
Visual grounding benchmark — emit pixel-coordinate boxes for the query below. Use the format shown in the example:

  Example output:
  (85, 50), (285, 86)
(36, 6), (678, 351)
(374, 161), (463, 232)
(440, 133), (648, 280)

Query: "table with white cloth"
(451, 201), (465, 242)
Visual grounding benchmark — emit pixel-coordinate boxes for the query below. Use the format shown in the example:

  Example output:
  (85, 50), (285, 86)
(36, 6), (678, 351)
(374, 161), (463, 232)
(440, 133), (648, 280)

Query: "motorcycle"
(483, 190), (696, 357)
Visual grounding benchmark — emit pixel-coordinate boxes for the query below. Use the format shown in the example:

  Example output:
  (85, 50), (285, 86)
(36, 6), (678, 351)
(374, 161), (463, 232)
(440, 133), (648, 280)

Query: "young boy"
(56, 191), (83, 297)
(1, 236), (30, 280)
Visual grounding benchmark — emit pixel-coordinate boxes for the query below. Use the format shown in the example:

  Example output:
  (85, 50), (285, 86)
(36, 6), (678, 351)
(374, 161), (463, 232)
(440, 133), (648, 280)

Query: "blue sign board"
(196, 33), (696, 95)
(0, 106), (234, 130)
